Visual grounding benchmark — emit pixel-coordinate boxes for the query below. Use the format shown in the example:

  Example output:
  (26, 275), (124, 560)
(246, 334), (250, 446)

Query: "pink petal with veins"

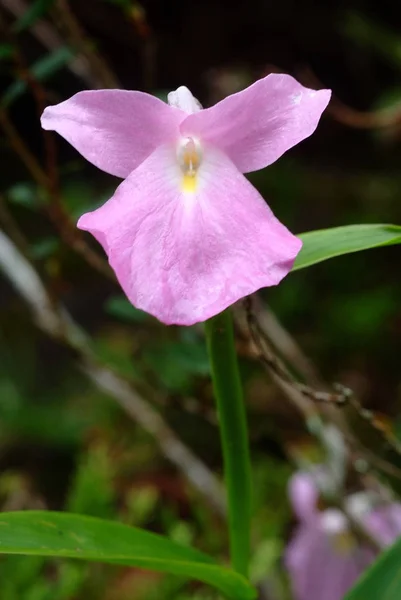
(41, 89), (184, 178)
(78, 144), (301, 325)
(181, 73), (331, 173)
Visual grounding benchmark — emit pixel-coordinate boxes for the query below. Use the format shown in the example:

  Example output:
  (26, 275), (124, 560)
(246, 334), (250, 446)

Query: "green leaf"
(30, 237), (60, 259)
(66, 445), (116, 519)
(104, 295), (148, 323)
(2, 47), (74, 107)
(293, 224), (401, 271)
(0, 512), (256, 600)
(0, 44), (13, 60)
(344, 536), (401, 600)
(205, 311), (251, 578)
(7, 182), (39, 209)
(13, 0), (57, 33)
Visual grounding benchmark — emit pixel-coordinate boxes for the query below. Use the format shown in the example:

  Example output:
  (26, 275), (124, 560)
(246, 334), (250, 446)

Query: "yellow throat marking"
(179, 137), (202, 192)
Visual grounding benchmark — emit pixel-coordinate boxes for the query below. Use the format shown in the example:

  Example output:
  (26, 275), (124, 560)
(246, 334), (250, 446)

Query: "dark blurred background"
(1, 1), (401, 598)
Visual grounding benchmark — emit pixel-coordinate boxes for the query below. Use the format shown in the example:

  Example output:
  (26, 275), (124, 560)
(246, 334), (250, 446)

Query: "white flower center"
(321, 509), (356, 556)
(322, 510), (348, 535)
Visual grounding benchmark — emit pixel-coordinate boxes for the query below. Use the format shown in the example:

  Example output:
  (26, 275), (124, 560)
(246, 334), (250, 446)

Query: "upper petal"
(168, 86), (202, 113)
(41, 90), (185, 178)
(180, 73), (331, 173)
(289, 472), (319, 523)
(77, 144), (301, 325)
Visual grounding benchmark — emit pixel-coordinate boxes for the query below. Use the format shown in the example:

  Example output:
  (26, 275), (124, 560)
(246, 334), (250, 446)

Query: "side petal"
(41, 90), (185, 178)
(365, 503), (401, 547)
(77, 144), (301, 326)
(180, 73), (331, 173)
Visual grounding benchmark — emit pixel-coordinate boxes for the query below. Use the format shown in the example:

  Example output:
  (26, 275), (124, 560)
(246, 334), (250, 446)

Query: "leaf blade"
(293, 224), (401, 271)
(2, 47), (74, 107)
(13, 0), (57, 33)
(344, 536), (401, 600)
(0, 511), (256, 600)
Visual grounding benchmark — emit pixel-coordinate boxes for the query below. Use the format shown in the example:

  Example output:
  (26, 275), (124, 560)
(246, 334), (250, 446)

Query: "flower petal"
(41, 90), (184, 178)
(366, 503), (401, 547)
(77, 144), (301, 325)
(180, 73), (331, 173)
(285, 519), (371, 600)
(289, 472), (319, 522)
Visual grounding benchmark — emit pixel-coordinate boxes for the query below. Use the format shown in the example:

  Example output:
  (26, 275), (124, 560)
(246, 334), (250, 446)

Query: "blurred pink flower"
(286, 472), (401, 600)
(41, 76), (330, 325)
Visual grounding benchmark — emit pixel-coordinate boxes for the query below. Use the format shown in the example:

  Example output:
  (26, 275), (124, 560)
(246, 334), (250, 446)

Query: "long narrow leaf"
(344, 536), (401, 600)
(293, 224), (401, 271)
(0, 511), (256, 600)
(13, 0), (57, 32)
(2, 47), (74, 107)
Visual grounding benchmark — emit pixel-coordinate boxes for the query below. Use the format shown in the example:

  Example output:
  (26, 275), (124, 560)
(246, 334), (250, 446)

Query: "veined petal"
(180, 73), (331, 173)
(77, 144), (301, 325)
(41, 90), (184, 178)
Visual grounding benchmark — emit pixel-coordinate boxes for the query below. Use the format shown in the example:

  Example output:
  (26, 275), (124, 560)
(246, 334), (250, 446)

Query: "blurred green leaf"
(7, 183), (39, 209)
(343, 12), (401, 69)
(0, 44), (13, 60)
(328, 286), (397, 341)
(0, 555), (45, 592)
(293, 224), (401, 271)
(0, 403), (89, 446)
(61, 180), (114, 218)
(2, 47), (74, 107)
(249, 539), (282, 585)
(169, 521), (195, 548)
(0, 512), (257, 600)
(66, 445), (116, 519)
(29, 237), (60, 260)
(104, 295), (148, 323)
(345, 536), (401, 600)
(91, 338), (140, 380)
(145, 337), (209, 393)
(52, 562), (86, 600)
(13, 0), (57, 33)
(125, 486), (159, 526)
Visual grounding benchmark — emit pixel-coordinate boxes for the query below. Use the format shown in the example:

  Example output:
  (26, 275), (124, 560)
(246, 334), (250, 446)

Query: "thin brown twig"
(127, 2), (157, 91)
(352, 444), (401, 481)
(53, 0), (119, 89)
(244, 296), (401, 459)
(0, 193), (29, 254)
(241, 296), (401, 553)
(0, 15), (114, 280)
(251, 297), (322, 386)
(0, 108), (49, 189)
(0, 105), (113, 279)
(10, 35), (61, 199)
(0, 0), (97, 84)
(299, 66), (401, 130)
(245, 299), (401, 484)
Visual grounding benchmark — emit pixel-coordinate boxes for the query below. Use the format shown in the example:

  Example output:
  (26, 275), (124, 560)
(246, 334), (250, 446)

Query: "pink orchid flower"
(286, 472), (401, 600)
(41, 75), (330, 325)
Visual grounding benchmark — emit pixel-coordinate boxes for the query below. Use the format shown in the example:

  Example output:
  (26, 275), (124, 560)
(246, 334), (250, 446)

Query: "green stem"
(205, 309), (252, 578)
